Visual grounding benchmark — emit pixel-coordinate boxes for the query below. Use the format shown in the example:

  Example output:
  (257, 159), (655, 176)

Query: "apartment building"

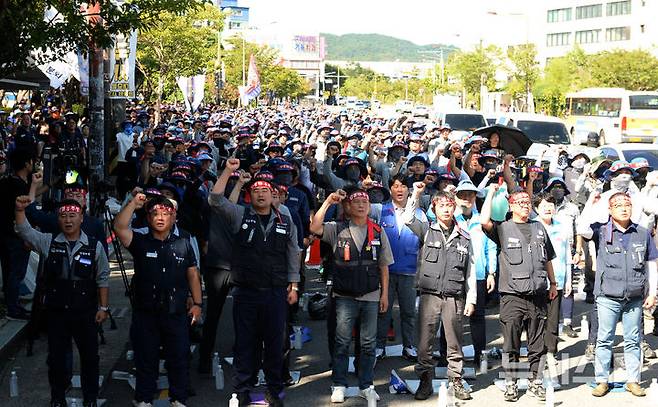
(534, 0), (658, 65)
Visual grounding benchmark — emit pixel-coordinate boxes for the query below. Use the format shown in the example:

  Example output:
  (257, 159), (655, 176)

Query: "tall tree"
(447, 44), (502, 107)
(136, 4), (222, 111)
(590, 49), (658, 91)
(0, 0), (210, 78)
(506, 44), (540, 106)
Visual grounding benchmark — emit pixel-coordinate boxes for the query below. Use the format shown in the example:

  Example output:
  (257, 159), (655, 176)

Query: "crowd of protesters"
(1, 94), (658, 407)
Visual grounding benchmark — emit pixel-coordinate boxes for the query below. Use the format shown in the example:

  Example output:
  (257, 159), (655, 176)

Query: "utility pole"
(86, 3), (105, 215)
(418, 48), (447, 91)
(242, 35), (246, 86)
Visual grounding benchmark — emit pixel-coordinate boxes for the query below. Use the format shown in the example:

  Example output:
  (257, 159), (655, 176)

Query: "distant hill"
(322, 33), (458, 62)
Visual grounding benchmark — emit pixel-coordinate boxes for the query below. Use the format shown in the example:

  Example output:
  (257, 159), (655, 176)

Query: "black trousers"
(47, 308), (99, 403)
(232, 287), (287, 395)
(545, 290), (563, 353)
(199, 266), (232, 362)
(131, 310), (190, 403)
(499, 293), (547, 381)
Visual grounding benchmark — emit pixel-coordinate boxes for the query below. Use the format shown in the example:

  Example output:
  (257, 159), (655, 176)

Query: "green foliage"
(221, 36), (311, 103)
(505, 44), (540, 100)
(447, 45), (502, 108)
(590, 49), (658, 91)
(136, 3), (222, 102)
(322, 33), (457, 62)
(0, 0), (210, 77)
(534, 47), (658, 115)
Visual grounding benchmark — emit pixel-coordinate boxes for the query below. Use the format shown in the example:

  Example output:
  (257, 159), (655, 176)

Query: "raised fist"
(32, 171), (43, 185)
(15, 195), (32, 211)
(133, 193), (147, 209)
(226, 158), (240, 172)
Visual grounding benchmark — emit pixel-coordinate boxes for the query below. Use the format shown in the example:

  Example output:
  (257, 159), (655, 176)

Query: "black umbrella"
(472, 124), (533, 157)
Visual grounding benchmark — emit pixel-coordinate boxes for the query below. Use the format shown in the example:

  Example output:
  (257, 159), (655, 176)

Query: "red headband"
(250, 180), (273, 191)
(59, 205), (81, 214)
(347, 191), (370, 202)
(65, 188), (87, 195)
(149, 204), (176, 214)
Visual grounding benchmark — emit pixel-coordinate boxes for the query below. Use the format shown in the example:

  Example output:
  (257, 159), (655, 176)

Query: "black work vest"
(43, 236), (97, 311)
(497, 220), (549, 295)
(132, 231), (192, 314)
(595, 221), (648, 299)
(231, 209), (290, 288)
(416, 225), (470, 297)
(332, 221), (381, 297)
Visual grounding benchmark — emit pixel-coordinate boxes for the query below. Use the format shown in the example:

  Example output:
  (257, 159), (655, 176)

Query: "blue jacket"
(380, 202), (424, 275)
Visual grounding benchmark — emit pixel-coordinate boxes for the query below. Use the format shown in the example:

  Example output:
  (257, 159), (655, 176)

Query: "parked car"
(395, 100), (414, 114)
(497, 113), (571, 145)
(413, 105), (430, 118)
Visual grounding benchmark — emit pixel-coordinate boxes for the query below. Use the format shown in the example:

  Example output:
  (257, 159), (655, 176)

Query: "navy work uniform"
(404, 210), (476, 382)
(208, 190), (300, 398)
(484, 219), (555, 382)
(127, 229), (197, 404)
(15, 219), (109, 404)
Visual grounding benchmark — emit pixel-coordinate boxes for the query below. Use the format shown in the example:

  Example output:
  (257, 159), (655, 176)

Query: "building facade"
(216, 0), (250, 31)
(535, 0), (658, 65)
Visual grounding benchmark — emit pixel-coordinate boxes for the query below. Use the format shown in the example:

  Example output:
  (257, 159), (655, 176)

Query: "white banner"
(77, 51), (89, 96)
(108, 30), (137, 99)
(177, 74), (206, 112)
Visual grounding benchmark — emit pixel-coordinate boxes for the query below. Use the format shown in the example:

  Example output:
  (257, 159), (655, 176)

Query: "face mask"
(550, 188), (566, 203)
(611, 173), (632, 192)
(368, 190), (385, 204)
(572, 158), (586, 170)
(345, 166), (361, 181)
(275, 173), (293, 186)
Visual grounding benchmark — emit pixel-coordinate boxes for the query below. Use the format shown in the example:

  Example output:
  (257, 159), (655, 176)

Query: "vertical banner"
(77, 51), (89, 96)
(108, 30), (137, 99)
(177, 74), (206, 112)
(238, 55), (261, 106)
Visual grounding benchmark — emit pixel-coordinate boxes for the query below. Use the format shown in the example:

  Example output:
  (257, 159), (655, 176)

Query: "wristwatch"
(98, 306), (109, 312)
(193, 302), (203, 308)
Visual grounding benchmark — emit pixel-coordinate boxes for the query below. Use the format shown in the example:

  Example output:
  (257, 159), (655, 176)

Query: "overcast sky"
(244, 0), (530, 47)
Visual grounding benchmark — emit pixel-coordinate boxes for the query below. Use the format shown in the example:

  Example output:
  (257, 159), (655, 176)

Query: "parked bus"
(565, 88), (658, 145)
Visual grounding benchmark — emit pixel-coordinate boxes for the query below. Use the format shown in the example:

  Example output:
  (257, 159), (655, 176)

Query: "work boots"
(414, 371), (433, 400)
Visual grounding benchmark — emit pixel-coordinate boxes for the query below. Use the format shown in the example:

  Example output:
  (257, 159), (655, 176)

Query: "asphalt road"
(2, 260), (658, 406)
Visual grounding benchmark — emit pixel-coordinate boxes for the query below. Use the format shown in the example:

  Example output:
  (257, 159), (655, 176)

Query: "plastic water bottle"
(212, 352), (219, 377)
(647, 378), (657, 402)
(215, 363), (225, 390)
(229, 393), (239, 407)
(545, 381), (555, 407)
(480, 350), (488, 374)
(437, 382), (447, 407)
(446, 382), (455, 407)
(293, 326), (303, 350)
(367, 385), (377, 407)
(580, 315), (588, 339)
(9, 371), (18, 397)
